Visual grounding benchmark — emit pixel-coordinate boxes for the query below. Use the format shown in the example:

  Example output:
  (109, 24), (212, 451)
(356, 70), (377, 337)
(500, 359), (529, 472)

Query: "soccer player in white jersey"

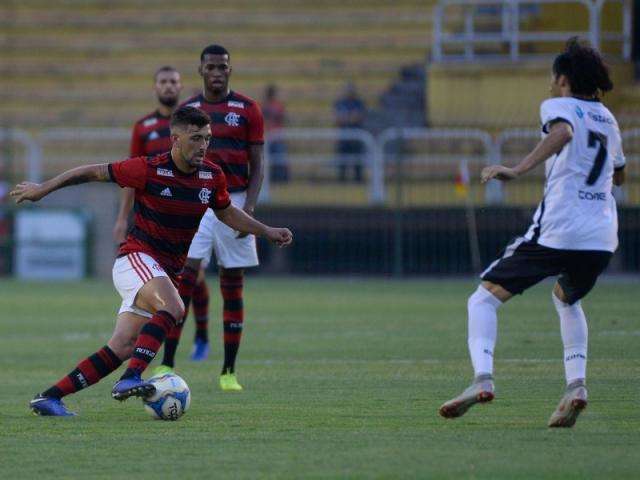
(439, 38), (626, 428)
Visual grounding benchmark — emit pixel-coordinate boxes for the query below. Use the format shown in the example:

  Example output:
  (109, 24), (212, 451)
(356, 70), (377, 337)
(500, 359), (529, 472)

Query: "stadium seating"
(1, 0), (437, 129)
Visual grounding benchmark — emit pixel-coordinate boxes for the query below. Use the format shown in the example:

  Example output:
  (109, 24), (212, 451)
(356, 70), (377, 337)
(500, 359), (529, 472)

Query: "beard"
(158, 95), (178, 108)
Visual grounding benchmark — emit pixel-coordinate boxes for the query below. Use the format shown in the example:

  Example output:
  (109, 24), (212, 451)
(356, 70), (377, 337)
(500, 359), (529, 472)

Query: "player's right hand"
(266, 227), (293, 247)
(113, 218), (128, 244)
(9, 182), (46, 203)
(481, 165), (518, 183)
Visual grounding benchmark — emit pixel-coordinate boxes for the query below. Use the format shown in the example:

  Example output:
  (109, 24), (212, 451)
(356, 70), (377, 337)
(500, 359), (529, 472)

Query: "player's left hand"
(265, 227), (293, 247)
(481, 165), (518, 183)
(9, 182), (46, 203)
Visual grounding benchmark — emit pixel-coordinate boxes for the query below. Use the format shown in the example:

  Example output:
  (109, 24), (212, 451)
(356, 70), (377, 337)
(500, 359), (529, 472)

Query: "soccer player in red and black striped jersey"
(155, 44), (266, 391)
(113, 66), (215, 365)
(11, 106), (292, 416)
(113, 65), (182, 245)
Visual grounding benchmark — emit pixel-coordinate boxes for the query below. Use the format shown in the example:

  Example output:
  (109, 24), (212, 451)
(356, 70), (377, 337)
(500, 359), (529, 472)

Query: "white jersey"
(524, 97), (626, 252)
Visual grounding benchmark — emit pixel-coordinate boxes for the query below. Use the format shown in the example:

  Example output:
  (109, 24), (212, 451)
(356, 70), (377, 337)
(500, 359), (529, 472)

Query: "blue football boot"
(190, 338), (210, 362)
(30, 395), (76, 417)
(111, 375), (156, 401)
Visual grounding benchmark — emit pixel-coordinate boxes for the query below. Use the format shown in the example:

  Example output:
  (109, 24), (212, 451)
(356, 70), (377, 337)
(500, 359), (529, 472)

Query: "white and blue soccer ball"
(143, 373), (191, 421)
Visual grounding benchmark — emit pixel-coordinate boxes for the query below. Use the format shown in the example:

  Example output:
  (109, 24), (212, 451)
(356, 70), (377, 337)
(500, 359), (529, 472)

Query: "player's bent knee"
(553, 283), (569, 303)
(480, 281), (512, 303)
(221, 267), (243, 277)
(136, 277), (184, 318)
(154, 296), (184, 323)
(164, 299), (185, 323)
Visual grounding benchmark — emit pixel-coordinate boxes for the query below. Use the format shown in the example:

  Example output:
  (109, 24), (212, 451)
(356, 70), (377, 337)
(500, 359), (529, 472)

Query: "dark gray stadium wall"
(635, 0), (640, 77)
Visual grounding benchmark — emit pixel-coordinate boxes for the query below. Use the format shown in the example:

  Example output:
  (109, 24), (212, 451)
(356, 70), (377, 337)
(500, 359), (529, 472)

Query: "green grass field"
(1, 277), (639, 479)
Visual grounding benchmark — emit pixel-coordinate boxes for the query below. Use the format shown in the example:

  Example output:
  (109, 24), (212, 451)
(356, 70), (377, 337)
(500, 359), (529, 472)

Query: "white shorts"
(187, 191), (259, 269)
(112, 252), (169, 318)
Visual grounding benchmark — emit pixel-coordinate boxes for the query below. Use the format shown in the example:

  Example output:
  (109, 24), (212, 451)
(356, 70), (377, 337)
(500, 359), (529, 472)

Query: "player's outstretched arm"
(215, 204), (292, 247)
(481, 122), (573, 183)
(10, 164), (111, 204)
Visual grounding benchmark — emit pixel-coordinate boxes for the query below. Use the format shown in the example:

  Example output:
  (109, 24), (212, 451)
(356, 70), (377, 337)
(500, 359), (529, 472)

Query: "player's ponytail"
(552, 37), (613, 98)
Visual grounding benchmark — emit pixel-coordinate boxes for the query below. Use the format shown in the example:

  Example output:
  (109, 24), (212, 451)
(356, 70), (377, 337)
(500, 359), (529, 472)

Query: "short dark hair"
(154, 65), (178, 81)
(200, 44), (230, 62)
(552, 37), (613, 97)
(170, 106), (210, 130)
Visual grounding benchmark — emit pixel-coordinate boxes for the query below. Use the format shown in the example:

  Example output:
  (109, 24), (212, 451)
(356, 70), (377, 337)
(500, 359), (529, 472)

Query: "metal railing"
(496, 127), (640, 205)
(263, 128), (384, 204)
(377, 127), (497, 205)
(3, 126), (640, 276)
(3, 126), (638, 207)
(432, 0), (632, 63)
(0, 128), (42, 182)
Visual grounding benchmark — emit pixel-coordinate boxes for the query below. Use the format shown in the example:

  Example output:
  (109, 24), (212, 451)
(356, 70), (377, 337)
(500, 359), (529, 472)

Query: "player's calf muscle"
(107, 335), (135, 360)
(108, 313), (148, 359)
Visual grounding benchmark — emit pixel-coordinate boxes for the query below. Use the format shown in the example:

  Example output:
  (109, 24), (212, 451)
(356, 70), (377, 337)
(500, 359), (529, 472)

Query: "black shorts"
(481, 238), (612, 304)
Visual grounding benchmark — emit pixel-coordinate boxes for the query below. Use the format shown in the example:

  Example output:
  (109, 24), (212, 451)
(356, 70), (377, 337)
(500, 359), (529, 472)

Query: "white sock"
(552, 292), (588, 385)
(467, 285), (502, 377)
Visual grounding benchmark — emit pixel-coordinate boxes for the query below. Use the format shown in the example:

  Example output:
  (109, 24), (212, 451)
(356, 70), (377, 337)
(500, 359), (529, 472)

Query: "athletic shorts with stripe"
(480, 237), (612, 305)
(187, 191), (259, 269)
(112, 252), (169, 318)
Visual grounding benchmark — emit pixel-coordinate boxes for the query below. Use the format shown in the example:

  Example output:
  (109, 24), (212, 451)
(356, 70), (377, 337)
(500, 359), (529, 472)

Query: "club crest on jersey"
(157, 168), (174, 177)
(199, 170), (213, 179)
(143, 117), (158, 127)
(199, 188), (211, 204)
(225, 112), (241, 127)
(149, 131), (159, 140)
(228, 100), (245, 109)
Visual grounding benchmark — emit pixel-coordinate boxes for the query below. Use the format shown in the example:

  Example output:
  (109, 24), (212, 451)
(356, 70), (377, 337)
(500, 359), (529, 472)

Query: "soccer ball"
(142, 373), (191, 421)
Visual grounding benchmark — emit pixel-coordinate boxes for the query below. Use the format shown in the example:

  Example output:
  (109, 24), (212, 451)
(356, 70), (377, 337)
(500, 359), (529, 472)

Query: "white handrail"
(0, 128), (41, 182)
(433, 0), (632, 63)
(265, 128), (384, 204)
(16, 126), (639, 207)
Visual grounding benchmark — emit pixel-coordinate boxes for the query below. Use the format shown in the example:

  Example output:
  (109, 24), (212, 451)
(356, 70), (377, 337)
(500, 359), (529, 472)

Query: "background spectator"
(334, 82), (366, 182)
(262, 84), (289, 183)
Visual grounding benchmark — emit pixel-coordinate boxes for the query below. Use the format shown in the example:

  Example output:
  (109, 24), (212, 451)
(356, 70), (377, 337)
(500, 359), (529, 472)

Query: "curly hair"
(552, 37), (613, 97)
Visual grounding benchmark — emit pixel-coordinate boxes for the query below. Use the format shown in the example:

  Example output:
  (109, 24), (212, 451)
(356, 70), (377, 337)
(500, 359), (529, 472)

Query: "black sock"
(162, 338), (179, 368)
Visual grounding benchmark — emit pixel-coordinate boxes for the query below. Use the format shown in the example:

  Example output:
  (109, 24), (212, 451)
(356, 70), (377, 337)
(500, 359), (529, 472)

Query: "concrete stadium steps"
(616, 83), (640, 127)
(3, 73), (395, 127)
(2, 1), (436, 129)
(427, 60), (637, 129)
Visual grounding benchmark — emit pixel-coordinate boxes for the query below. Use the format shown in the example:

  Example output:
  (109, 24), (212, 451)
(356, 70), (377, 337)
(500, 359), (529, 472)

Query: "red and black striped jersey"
(130, 110), (172, 157)
(108, 152), (231, 278)
(182, 91), (264, 192)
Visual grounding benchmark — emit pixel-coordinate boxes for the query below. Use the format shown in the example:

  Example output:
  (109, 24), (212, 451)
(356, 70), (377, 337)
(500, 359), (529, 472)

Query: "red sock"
(123, 310), (175, 377)
(161, 266), (198, 367)
(221, 271), (244, 373)
(192, 278), (210, 342)
(42, 345), (122, 398)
